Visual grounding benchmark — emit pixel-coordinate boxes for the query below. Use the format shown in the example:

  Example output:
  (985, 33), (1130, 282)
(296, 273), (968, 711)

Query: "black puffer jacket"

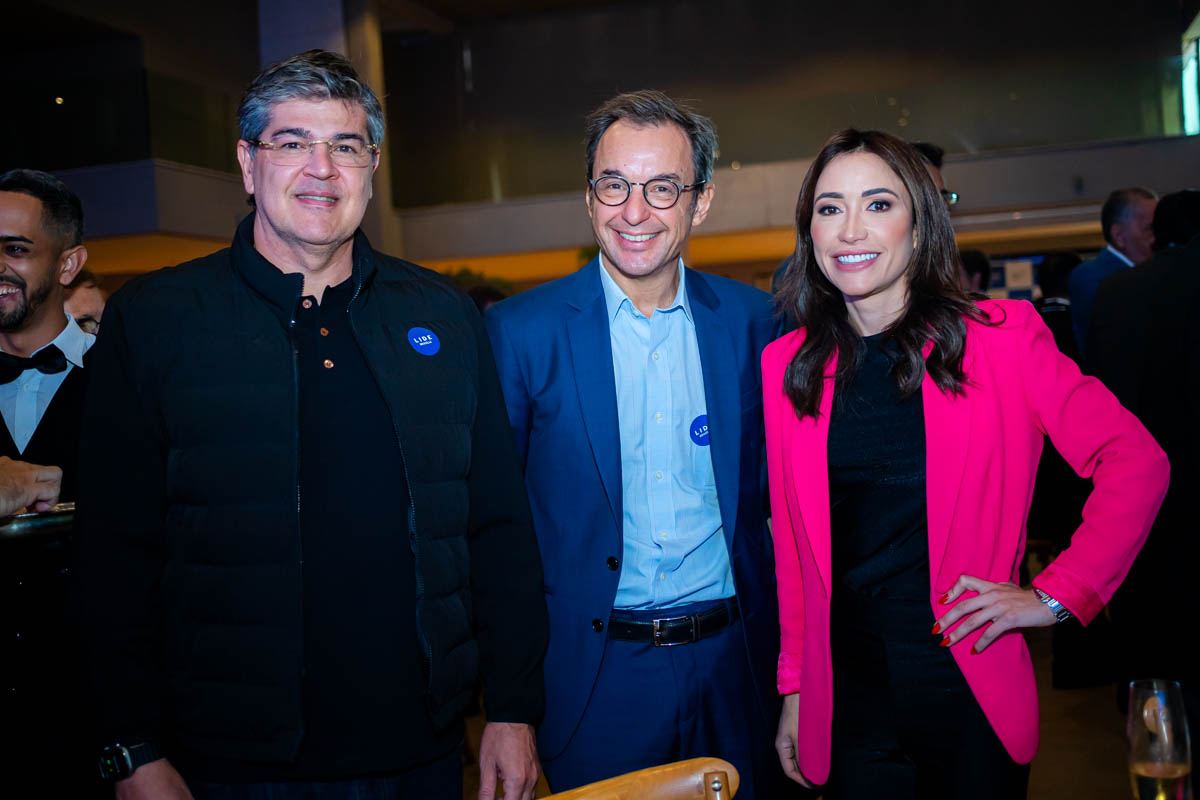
(77, 216), (547, 763)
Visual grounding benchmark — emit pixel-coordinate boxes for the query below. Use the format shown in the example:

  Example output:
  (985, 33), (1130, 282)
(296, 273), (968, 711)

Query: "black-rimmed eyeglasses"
(589, 176), (707, 210)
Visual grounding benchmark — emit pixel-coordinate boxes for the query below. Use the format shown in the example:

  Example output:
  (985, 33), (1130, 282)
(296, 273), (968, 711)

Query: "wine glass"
(1128, 679), (1192, 800)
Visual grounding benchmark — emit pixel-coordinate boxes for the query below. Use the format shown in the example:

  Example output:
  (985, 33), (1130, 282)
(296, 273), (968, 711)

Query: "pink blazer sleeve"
(1007, 302), (1169, 622)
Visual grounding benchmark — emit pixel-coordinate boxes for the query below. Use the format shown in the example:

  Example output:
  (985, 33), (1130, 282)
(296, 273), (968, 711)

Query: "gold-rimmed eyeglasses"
(253, 137), (380, 167)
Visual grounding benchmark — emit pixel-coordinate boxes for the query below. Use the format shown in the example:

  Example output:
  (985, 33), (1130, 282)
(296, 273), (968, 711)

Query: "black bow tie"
(0, 345), (69, 384)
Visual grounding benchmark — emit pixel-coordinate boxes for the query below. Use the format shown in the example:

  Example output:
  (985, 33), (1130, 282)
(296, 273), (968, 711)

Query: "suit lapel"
(566, 260), (624, 534)
(923, 345), (972, 591)
(771, 335), (836, 595)
(688, 270), (741, 549)
(795, 358), (837, 596)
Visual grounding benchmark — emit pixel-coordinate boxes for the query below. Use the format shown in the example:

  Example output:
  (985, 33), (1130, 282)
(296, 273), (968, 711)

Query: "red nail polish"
(931, 623), (941, 634)
(970, 645), (979, 655)
(938, 593), (949, 603)
(940, 636), (950, 647)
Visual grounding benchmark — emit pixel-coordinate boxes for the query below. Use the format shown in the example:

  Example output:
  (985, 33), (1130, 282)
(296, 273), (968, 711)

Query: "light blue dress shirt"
(599, 257), (735, 609)
(0, 314), (95, 453)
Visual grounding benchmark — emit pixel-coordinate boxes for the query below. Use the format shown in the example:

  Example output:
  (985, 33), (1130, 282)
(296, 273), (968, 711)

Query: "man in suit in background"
(1087, 192), (1200, 717)
(1069, 187), (1157, 356)
(1087, 189), (1200, 410)
(487, 90), (785, 798)
(0, 169), (92, 501)
(64, 268), (107, 335)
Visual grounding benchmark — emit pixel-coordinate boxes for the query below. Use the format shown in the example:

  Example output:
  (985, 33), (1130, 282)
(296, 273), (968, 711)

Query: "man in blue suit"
(1068, 187), (1157, 356)
(486, 91), (784, 798)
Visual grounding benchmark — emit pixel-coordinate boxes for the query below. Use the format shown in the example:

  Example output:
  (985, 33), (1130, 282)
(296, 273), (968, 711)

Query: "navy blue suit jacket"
(1068, 247), (1128, 356)
(486, 258), (783, 759)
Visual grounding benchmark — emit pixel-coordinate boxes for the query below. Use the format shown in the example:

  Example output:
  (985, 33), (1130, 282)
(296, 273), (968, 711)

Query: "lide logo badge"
(689, 414), (710, 446)
(407, 327), (440, 356)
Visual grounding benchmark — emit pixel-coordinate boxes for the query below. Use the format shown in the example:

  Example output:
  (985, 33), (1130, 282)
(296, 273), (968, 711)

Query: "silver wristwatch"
(1034, 588), (1072, 623)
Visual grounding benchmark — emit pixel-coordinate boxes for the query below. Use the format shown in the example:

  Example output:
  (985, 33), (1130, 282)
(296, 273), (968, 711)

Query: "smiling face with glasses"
(586, 120), (713, 303)
(236, 98), (379, 271)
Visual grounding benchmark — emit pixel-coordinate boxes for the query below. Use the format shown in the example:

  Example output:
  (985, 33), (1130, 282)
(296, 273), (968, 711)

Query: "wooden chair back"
(542, 757), (738, 800)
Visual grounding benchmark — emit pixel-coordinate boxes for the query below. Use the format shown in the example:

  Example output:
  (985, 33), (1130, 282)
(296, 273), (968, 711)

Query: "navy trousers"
(541, 598), (776, 799)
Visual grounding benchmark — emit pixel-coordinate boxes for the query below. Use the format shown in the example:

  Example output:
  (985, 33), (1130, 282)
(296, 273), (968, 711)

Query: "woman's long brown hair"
(774, 128), (985, 419)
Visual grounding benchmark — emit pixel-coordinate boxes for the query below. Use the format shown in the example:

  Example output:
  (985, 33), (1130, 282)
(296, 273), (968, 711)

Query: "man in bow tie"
(0, 169), (92, 502)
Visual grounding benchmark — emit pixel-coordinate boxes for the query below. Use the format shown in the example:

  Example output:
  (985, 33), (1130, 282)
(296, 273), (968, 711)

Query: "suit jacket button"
(592, 618), (604, 632)
(606, 557), (619, 571)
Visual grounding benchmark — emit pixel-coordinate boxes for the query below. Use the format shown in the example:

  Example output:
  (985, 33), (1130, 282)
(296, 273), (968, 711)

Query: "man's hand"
(478, 721), (538, 800)
(115, 759), (193, 800)
(0, 456), (61, 517)
(776, 693), (814, 788)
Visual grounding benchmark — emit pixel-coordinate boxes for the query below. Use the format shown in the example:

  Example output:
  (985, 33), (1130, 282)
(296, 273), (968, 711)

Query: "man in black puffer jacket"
(76, 50), (547, 800)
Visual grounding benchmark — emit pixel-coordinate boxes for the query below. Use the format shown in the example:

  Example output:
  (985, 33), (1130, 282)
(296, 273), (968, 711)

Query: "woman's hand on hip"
(933, 574), (1058, 654)
(776, 693), (814, 788)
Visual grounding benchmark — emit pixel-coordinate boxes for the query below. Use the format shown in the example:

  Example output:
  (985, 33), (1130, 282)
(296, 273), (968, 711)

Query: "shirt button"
(659, 574), (666, 581)
(606, 556), (620, 571)
(659, 530), (667, 539)
(655, 412), (663, 421)
(592, 618), (605, 632)
(652, 352), (660, 360)
(655, 471), (663, 480)
(302, 298), (313, 309)
(323, 359), (334, 369)
(320, 327), (330, 337)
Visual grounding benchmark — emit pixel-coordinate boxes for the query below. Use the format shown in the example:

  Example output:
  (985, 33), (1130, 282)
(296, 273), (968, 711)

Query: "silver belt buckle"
(652, 614), (696, 646)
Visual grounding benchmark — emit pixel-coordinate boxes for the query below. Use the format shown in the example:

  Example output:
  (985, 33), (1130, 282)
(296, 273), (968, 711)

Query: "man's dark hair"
(959, 249), (991, 293)
(0, 168), (84, 249)
(911, 142), (945, 170)
(1037, 252), (1081, 299)
(67, 268), (102, 291)
(239, 49), (385, 146)
(584, 90), (718, 187)
(1100, 187), (1157, 244)
(1151, 189), (1200, 250)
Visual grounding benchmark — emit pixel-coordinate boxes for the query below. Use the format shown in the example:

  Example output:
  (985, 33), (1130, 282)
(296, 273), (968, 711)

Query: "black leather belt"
(608, 601), (739, 647)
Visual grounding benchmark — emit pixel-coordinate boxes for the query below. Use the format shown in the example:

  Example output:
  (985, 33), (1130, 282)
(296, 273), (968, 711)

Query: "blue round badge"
(689, 414), (710, 446)
(407, 327), (440, 356)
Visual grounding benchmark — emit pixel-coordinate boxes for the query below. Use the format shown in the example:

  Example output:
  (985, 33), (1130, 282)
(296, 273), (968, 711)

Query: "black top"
(295, 279), (458, 778)
(828, 333), (928, 601)
(195, 279), (460, 782)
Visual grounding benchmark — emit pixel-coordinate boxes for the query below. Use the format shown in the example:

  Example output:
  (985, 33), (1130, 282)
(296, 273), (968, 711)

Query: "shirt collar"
(598, 255), (693, 324)
(1105, 245), (1135, 268)
(45, 314), (93, 367)
(0, 314), (94, 367)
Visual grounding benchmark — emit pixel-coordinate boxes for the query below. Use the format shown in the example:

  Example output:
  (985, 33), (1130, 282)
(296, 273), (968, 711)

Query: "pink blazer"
(763, 300), (1168, 785)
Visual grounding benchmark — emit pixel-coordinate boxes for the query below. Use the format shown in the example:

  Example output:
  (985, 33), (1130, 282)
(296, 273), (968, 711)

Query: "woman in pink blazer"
(766, 129), (1168, 799)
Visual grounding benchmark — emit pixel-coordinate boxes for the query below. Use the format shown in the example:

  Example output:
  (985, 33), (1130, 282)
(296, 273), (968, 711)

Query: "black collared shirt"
(210, 276), (459, 781)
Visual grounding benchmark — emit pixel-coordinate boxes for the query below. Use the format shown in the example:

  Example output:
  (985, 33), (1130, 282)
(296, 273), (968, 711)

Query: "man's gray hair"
(584, 90), (718, 185)
(1100, 187), (1157, 244)
(238, 49), (385, 146)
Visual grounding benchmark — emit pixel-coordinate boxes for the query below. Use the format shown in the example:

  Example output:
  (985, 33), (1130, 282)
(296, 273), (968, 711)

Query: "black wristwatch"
(98, 742), (162, 781)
